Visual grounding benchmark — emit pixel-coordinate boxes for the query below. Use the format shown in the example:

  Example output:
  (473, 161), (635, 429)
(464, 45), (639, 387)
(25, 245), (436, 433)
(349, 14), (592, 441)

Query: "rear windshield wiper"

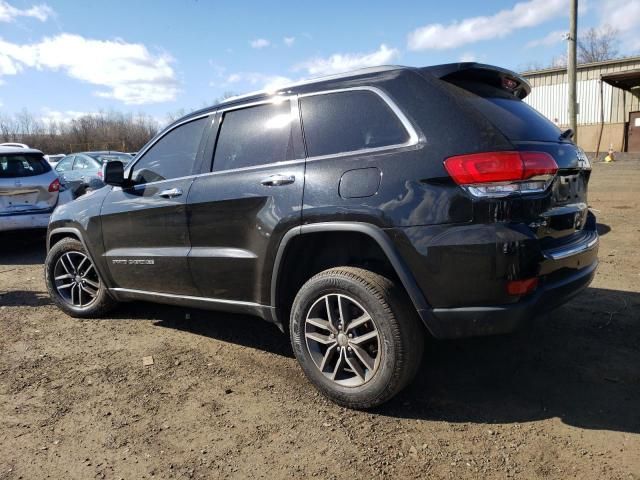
(559, 128), (574, 140)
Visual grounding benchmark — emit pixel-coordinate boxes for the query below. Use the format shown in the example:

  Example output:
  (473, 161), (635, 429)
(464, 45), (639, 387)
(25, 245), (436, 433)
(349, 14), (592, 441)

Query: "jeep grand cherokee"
(45, 63), (598, 408)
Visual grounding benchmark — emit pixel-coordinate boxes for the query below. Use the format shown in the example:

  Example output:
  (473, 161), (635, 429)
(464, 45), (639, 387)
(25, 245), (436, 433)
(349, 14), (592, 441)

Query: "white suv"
(0, 145), (70, 232)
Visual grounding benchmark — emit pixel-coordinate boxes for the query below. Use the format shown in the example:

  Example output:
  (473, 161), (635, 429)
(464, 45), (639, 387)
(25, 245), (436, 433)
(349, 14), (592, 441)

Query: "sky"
(1, 0), (639, 125)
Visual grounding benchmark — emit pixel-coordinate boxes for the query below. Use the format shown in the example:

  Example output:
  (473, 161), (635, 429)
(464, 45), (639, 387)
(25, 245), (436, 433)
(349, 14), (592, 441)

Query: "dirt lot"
(1, 160), (639, 480)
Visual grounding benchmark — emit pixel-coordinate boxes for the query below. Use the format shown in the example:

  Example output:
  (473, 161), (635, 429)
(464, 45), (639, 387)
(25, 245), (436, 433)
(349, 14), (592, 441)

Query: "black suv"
(45, 64), (598, 408)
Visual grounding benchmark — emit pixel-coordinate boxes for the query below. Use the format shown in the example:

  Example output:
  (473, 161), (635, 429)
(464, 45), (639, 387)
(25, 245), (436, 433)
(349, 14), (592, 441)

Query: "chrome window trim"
(298, 86), (421, 161)
(198, 158), (306, 179)
(112, 158), (308, 191)
(113, 173), (199, 191)
(215, 95), (293, 115)
(109, 287), (266, 308)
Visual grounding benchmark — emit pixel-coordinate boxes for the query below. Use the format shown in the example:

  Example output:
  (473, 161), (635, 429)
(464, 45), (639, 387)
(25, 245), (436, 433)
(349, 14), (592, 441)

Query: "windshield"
(0, 154), (50, 178)
(87, 153), (132, 164)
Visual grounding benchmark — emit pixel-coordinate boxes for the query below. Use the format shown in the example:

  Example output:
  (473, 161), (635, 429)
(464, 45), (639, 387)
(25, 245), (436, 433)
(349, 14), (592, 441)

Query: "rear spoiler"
(420, 63), (531, 99)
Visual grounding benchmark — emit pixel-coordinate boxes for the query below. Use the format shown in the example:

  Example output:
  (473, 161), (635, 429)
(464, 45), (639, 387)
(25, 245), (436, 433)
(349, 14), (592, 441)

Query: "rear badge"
(112, 259), (155, 265)
(576, 148), (591, 169)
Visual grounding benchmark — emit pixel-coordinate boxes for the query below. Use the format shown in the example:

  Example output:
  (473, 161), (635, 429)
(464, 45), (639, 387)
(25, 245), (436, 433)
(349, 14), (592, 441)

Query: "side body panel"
(187, 162), (305, 304)
(186, 98), (306, 306)
(99, 177), (199, 295)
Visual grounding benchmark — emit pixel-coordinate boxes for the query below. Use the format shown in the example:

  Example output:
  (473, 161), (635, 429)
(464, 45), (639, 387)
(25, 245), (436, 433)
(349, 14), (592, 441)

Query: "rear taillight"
(507, 277), (538, 296)
(97, 170), (103, 179)
(48, 178), (61, 192)
(444, 151), (558, 198)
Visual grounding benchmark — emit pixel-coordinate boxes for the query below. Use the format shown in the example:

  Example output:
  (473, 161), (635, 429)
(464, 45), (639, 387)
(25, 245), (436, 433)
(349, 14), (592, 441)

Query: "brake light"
(97, 170), (103, 179)
(444, 151), (558, 198)
(506, 277), (538, 296)
(48, 178), (61, 192)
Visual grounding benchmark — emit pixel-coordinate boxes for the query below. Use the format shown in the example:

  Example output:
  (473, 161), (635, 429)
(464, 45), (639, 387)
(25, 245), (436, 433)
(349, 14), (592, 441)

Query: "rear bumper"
(427, 259), (598, 339)
(0, 210), (52, 232)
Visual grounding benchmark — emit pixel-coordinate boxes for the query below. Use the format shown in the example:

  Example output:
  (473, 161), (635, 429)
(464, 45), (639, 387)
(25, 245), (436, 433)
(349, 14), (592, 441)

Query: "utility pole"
(568, 0), (578, 143)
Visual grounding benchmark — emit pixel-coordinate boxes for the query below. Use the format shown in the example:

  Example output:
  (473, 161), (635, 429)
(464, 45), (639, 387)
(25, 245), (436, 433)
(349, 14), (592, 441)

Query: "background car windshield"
(0, 154), (49, 178)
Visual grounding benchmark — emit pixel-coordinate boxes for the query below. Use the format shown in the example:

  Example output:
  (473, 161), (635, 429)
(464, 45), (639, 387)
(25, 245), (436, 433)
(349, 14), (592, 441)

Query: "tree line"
(0, 110), (160, 154)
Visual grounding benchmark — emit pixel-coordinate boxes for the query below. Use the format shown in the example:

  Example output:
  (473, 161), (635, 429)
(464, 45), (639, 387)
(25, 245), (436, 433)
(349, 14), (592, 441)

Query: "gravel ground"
(1, 160), (639, 480)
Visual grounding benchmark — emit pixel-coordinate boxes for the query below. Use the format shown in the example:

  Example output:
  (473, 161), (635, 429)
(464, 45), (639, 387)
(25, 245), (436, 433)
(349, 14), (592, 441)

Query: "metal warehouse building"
(522, 56), (640, 153)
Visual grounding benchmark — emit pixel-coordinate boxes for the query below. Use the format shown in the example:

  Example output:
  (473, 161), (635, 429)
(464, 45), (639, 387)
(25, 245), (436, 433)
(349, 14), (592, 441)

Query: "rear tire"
(290, 267), (424, 409)
(45, 237), (116, 318)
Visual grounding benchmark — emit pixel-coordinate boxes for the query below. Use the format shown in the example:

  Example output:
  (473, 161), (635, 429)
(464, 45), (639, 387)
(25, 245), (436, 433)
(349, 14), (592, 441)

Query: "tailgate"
(0, 174), (58, 214)
(515, 142), (592, 242)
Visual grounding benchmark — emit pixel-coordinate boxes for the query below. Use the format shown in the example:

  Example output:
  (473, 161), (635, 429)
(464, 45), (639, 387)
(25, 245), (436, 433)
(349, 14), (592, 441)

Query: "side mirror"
(102, 161), (125, 186)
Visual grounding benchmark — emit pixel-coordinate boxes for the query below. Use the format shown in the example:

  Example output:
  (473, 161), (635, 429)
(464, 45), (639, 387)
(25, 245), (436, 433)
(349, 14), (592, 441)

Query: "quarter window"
(131, 116), (208, 184)
(300, 90), (410, 158)
(212, 101), (296, 172)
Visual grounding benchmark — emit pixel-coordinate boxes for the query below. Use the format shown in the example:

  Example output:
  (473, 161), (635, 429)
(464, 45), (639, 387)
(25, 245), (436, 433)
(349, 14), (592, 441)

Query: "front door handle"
(158, 187), (183, 198)
(260, 174), (295, 187)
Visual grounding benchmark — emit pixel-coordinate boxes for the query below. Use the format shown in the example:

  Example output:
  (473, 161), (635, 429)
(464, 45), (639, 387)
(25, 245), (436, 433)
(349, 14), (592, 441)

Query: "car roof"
(83, 151), (129, 155)
(173, 65), (409, 126)
(0, 146), (43, 155)
(170, 62), (526, 129)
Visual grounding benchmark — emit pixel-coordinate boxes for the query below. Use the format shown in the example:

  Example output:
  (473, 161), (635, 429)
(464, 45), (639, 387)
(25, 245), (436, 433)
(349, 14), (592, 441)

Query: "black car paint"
(47, 63), (598, 338)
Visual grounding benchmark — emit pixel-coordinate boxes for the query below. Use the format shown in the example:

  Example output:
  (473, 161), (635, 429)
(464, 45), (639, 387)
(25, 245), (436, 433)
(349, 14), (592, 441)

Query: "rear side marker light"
(506, 278), (538, 296)
(444, 151), (558, 198)
(48, 178), (61, 192)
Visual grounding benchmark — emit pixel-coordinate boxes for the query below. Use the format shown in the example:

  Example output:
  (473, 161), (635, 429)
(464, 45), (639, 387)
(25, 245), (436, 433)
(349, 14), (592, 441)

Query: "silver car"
(0, 146), (67, 232)
(54, 151), (132, 197)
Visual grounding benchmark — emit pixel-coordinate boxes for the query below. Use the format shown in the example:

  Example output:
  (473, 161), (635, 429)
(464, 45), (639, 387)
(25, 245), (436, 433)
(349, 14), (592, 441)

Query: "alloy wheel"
(53, 251), (100, 308)
(304, 293), (381, 387)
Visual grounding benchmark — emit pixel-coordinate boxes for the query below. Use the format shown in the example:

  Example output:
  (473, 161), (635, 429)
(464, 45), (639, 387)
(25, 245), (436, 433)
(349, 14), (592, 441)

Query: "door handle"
(158, 187), (183, 198)
(260, 174), (295, 187)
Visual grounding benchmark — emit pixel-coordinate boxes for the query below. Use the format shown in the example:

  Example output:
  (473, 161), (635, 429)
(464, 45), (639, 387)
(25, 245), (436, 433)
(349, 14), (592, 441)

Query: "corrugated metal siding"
(525, 80), (612, 125)
(523, 58), (640, 125)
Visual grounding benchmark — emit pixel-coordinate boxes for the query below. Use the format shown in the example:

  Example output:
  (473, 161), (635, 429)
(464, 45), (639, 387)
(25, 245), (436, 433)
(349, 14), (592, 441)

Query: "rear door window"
(0, 154), (50, 178)
(212, 101), (296, 172)
(299, 90), (410, 158)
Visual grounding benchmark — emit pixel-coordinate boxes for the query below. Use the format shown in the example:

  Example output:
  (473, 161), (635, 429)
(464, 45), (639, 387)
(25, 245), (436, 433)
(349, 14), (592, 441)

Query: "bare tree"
(0, 110), (160, 153)
(577, 25), (620, 64)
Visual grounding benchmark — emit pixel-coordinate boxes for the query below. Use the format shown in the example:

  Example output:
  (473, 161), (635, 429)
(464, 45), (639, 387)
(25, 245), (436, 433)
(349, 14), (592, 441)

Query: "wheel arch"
(271, 222), (439, 336)
(47, 227), (88, 252)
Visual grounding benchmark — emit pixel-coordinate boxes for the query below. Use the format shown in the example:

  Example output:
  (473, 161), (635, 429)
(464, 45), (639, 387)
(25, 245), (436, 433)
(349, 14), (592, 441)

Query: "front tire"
(290, 267), (424, 409)
(45, 237), (116, 317)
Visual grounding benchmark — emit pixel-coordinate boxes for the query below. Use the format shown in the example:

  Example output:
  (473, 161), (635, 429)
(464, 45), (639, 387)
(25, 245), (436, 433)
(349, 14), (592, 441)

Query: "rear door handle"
(158, 187), (183, 198)
(260, 174), (295, 187)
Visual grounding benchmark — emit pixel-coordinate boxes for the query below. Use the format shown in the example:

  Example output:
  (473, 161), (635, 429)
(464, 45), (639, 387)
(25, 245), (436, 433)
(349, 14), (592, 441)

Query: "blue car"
(55, 151), (132, 197)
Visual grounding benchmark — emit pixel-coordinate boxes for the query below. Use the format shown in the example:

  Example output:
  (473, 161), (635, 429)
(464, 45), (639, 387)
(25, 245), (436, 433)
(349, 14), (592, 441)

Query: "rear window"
(448, 80), (564, 143)
(0, 154), (50, 178)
